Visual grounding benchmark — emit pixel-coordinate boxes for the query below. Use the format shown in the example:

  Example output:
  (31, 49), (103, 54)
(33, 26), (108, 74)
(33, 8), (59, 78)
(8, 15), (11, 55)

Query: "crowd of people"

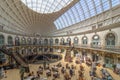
(23, 62), (86, 80)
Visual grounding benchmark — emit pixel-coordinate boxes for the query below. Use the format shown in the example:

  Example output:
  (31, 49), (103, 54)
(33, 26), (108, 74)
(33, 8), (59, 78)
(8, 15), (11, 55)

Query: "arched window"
(92, 34), (100, 47)
(0, 35), (4, 46)
(60, 38), (65, 45)
(39, 39), (43, 45)
(49, 38), (53, 45)
(67, 37), (71, 42)
(0, 35), (6, 64)
(44, 39), (48, 45)
(105, 33), (115, 46)
(8, 36), (13, 46)
(55, 38), (59, 45)
(15, 36), (20, 46)
(21, 37), (26, 45)
(27, 38), (31, 45)
(74, 37), (79, 45)
(82, 36), (88, 45)
(33, 38), (37, 45)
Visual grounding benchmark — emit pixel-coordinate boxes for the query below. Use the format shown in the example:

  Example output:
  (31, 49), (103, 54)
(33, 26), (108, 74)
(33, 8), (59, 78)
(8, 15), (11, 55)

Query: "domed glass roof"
(21, 0), (73, 13)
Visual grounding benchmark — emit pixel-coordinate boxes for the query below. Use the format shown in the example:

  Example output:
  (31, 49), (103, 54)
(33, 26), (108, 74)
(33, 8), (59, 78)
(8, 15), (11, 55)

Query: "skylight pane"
(54, 0), (119, 30)
(111, 0), (120, 7)
(61, 15), (68, 27)
(64, 12), (72, 26)
(54, 21), (59, 29)
(102, 0), (110, 11)
(96, 5), (102, 14)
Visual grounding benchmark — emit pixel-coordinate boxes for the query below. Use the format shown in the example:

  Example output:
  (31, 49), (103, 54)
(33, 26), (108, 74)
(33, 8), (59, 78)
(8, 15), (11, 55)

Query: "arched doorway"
(8, 36), (13, 46)
(44, 39), (48, 45)
(0, 35), (6, 64)
(74, 37), (79, 45)
(0, 35), (5, 46)
(21, 37), (26, 45)
(33, 38), (37, 45)
(49, 38), (53, 45)
(15, 36), (20, 46)
(104, 54), (114, 68)
(39, 39), (43, 45)
(82, 36), (88, 46)
(91, 34), (100, 48)
(27, 38), (32, 45)
(67, 37), (71, 46)
(60, 38), (65, 45)
(105, 33), (116, 48)
(55, 38), (59, 45)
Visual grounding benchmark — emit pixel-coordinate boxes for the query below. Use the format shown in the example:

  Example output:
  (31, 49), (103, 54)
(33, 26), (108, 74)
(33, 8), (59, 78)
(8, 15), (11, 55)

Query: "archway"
(74, 37), (79, 45)
(55, 38), (59, 45)
(60, 38), (65, 45)
(15, 36), (20, 46)
(91, 34), (100, 48)
(33, 38), (37, 45)
(0, 35), (6, 64)
(82, 36), (88, 46)
(39, 39), (43, 45)
(8, 36), (13, 46)
(44, 39), (48, 45)
(49, 38), (53, 45)
(21, 37), (26, 45)
(105, 33), (116, 48)
(27, 38), (32, 45)
(67, 37), (71, 46)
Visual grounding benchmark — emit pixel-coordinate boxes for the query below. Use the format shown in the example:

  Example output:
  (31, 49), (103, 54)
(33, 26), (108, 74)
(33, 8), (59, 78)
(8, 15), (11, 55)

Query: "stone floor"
(1, 52), (120, 80)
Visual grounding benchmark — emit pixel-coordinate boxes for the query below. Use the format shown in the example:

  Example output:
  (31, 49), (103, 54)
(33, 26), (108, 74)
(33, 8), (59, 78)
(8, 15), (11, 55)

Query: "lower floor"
(0, 51), (120, 80)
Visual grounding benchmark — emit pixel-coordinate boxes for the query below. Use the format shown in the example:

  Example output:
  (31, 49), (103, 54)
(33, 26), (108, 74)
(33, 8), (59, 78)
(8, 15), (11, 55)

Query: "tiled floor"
(1, 52), (120, 80)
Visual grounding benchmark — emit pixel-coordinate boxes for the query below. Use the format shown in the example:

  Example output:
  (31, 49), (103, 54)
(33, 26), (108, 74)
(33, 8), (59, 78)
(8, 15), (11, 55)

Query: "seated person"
(45, 64), (50, 69)
(64, 72), (71, 80)
(26, 73), (34, 80)
(61, 67), (66, 74)
(57, 62), (62, 67)
(52, 65), (58, 72)
(38, 68), (43, 74)
(69, 68), (74, 77)
(71, 65), (76, 69)
(66, 63), (70, 69)
(46, 69), (51, 77)
(36, 71), (40, 79)
(53, 71), (60, 78)
(80, 65), (84, 71)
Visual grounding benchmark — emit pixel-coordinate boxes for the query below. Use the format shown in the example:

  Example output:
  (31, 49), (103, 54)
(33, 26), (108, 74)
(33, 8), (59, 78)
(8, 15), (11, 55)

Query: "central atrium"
(0, 0), (120, 80)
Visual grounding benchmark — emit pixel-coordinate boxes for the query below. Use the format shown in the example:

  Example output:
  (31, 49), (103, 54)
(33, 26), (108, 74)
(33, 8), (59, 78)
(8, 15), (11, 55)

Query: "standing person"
(19, 66), (25, 80)
(0, 67), (5, 79)
(43, 61), (46, 69)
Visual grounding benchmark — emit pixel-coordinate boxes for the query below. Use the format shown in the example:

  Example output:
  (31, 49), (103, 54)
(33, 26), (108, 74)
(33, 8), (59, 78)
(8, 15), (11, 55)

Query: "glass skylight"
(21, 0), (73, 13)
(54, 0), (120, 30)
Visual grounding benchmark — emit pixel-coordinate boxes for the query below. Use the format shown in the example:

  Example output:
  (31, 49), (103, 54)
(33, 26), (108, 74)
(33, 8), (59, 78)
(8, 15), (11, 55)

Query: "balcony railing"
(2, 44), (120, 53)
